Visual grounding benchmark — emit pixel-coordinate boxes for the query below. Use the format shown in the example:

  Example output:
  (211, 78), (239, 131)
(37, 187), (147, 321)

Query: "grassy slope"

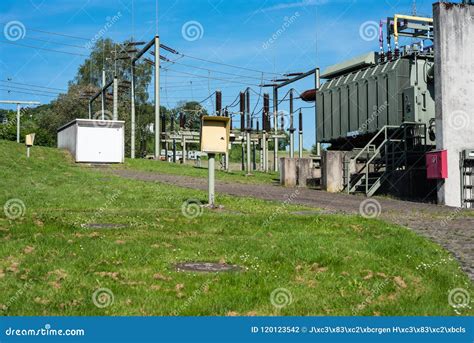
(122, 158), (279, 185)
(0, 140), (472, 316)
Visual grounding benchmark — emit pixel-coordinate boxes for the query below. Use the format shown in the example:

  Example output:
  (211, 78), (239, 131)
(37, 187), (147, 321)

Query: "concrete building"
(434, 2), (474, 207)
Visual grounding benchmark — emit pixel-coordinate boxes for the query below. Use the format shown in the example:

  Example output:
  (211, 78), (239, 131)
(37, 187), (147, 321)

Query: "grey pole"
(246, 90), (252, 174)
(289, 89), (295, 158)
(101, 69), (106, 120)
(182, 136), (187, 164)
(208, 153), (215, 207)
(131, 63), (136, 159)
(315, 68), (321, 156)
(298, 110), (303, 158)
(154, 35), (161, 160)
(113, 77), (118, 121)
(16, 104), (20, 143)
(273, 87), (279, 172)
(88, 101), (92, 119)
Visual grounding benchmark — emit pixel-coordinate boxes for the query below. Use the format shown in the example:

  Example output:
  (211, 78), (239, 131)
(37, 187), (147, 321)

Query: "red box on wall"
(426, 150), (448, 179)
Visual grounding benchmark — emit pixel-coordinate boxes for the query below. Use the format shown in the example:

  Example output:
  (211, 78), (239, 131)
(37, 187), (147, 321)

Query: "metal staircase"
(344, 123), (427, 197)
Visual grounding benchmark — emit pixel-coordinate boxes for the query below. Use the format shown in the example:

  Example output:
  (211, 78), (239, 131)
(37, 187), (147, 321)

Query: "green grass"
(123, 158), (279, 185)
(0, 140), (472, 316)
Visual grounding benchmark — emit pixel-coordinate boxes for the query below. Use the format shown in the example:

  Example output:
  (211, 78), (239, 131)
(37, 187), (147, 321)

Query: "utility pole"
(131, 63), (136, 159)
(289, 89), (295, 158)
(262, 93), (270, 172)
(0, 100), (40, 143)
(298, 110), (303, 158)
(171, 113), (177, 163)
(154, 35), (161, 160)
(240, 92), (245, 171)
(246, 89), (252, 175)
(273, 87), (279, 172)
(113, 77), (118, 121)
(315, 68), (321, 156)
(101, 68), (106, 120)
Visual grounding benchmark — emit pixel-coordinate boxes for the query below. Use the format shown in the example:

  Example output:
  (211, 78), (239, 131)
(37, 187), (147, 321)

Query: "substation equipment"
(304, 3), (474, 208)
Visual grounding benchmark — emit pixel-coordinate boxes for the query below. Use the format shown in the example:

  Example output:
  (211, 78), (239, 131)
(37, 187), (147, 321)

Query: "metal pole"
(289, 89), (295, 158)
(101, 69), (106, 120)
(113, 77), (118, 121)
(154, 35), (161, 160)
(208, 153), (215, 207)
(26, 146), (30, 158)
(273, 87), (278, 172)
(16, 104), (20, 143)
(224, 109), (230, 172)
(131, 63), (136, 159)
(88, 101), (92, 119)
(216, 90), (222, 115)
(298, 110), (303, 158)
(182, 136), (186, 164)
(246, 89), (252, 174)
(162, 114), (167, 161)
(172, 114), (176, 163)
(240, 92), (245, 171)
(315, 67), (321, 156)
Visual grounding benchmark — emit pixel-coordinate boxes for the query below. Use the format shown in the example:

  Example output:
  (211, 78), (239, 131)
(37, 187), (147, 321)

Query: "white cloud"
(261, 0), (329, 12)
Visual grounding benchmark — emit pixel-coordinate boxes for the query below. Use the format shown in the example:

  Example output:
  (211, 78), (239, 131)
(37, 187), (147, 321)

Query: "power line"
(16, 26), (91, 41)
(163, 58), (274, 82)
(162, 68), (260, 87)
(0, 84), (60, 95)
(0, 80), (67, 92)
(24, 36), (89, 49)
(0, 87), (57, 98)
(0, 40), (88, 57)
(178, 52), (285, 76)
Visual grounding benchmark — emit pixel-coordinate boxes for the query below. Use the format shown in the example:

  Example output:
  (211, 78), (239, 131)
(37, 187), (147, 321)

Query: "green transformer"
(316, 50), (435, 148)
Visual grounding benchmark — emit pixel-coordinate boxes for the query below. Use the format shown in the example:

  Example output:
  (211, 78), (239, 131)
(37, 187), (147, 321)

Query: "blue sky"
(0, 0), (434, 148)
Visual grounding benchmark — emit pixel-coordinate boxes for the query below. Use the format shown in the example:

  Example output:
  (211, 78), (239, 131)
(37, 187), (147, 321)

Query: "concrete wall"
(434, 3), (474, 207)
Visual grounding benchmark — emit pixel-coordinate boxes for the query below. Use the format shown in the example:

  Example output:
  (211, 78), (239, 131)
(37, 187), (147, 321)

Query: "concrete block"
(296, 158), (313, 187)
(280, 158), (297, 187)
(321, 151), (346, 193)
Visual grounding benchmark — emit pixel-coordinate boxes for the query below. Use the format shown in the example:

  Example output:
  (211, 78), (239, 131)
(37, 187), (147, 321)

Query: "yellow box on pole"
(200, 116), (230, 154)
(25, 133), (35, 147)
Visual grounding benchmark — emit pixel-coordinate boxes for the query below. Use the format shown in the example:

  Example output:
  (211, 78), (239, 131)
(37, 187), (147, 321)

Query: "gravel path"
(110, 168), (474, 281)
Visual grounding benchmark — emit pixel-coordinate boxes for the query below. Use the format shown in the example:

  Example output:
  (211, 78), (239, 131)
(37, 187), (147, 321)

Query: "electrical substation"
(2, 1), (473, 209)
(63, 2), (473, 208)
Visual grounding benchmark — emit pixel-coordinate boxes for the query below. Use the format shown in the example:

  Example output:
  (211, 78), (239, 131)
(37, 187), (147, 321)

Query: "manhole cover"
(175, 262), (241, 273)
(82, 223), (128, 229)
